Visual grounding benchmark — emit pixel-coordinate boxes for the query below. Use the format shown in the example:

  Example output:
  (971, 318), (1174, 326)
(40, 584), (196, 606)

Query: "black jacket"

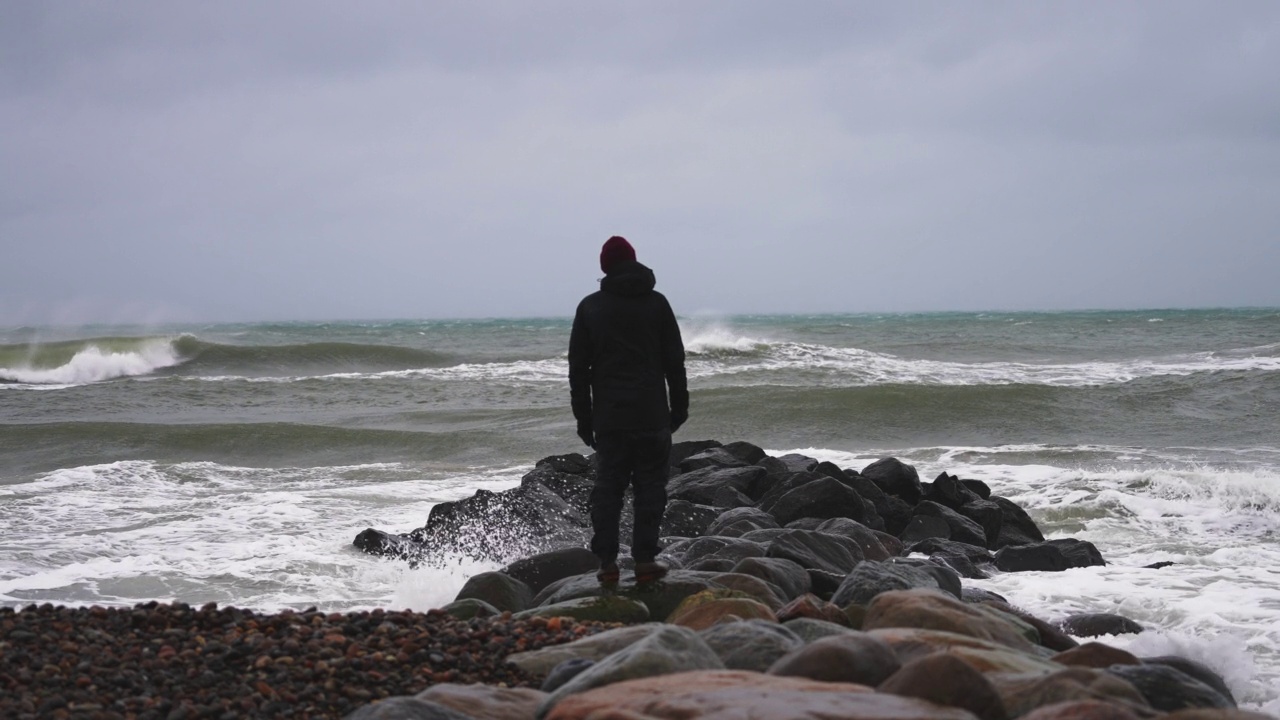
(569, 260), (688, 434)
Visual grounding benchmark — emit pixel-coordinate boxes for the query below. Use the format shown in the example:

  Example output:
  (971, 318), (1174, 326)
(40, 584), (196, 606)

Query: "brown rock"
(878, 652), (1008, 720)
(1163, 711), (1279, 720)
(708, 573), (787, 611)
(1020, 700), (1145, 720)
(863, 589), (1038, 653)
(981, 601), (1079, 652)
(1052, 643), (1141, 669)
(776, 593), (849, 625)
(416, 683), (547, 720)
(667, 593), (778, 631)
(987, 668), (1152, 719)
(868, 628), (1064, 675)
(545, 669), (980, 720)
(767, 632), (900, 686)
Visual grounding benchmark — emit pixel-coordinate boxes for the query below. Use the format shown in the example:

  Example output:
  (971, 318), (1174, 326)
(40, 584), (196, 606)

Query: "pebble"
(0, 601), (619, 720)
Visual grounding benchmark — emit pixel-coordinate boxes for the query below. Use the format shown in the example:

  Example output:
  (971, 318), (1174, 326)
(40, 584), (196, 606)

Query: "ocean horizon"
(3, 307), (1279, 711)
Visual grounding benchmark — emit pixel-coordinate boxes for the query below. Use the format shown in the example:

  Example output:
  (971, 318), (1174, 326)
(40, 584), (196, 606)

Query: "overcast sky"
(2, 2), (1278, 324)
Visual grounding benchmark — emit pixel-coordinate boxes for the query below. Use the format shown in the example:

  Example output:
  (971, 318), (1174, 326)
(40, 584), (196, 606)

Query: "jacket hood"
(600, 260), (656, 297)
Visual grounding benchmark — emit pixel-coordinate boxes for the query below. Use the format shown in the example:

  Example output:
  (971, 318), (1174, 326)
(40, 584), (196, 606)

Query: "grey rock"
(698, 619), (804, 671)
(831, 560), (952, 607)
(765, 528), (865, 575)
(344, 697), (476, 720)
(782, 617), (857, 643)
(502, 547), (600, 596)
(454, 572), (533, 613)
(1106, 663), (1235, 712)
(706, 506), (780, 537)
(731, 556), (812, 600)
(913, 501), (988, 547)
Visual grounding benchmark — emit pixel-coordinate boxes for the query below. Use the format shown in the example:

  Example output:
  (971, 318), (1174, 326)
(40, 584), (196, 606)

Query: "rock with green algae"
(514, 595), (650, 624)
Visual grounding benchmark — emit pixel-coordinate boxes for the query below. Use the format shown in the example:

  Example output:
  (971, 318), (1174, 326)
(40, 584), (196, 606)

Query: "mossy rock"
(439, 598), (501, 620)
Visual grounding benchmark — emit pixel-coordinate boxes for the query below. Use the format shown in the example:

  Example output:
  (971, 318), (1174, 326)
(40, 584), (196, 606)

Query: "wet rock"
(988, 668), (1152, 719)
(906, 538), (994, 566)
(416, 684), (548, 720)
(705, 506), (780, 537)
(345, 696), (477, 719)
(776, 453), (821, 473)
(776, 593), (849, 625)
(783, 617), (856, 642)
(1019, 700), (1145, 720)
(869, 627), (1064, 675)
(863, 589), (1039, 653)
(541, 659), (595, 693)
(533, 570), (720, 622)
(667, 591), (778, 630)
(862, 458), (923, 505)
(958, 500), (1004, 547)
(545, 669), (981, 720)
(502, 547), (601, 596)
(1048, 539), (1107, 568)
(730, 556), (812, 600)
(454, 571), (533, 613)
(667, 466), (768, 506)
(514, 595), (650, 624)
(537, 625), (724, 717)
(992, 496), (1046, 548)
(353, 528), (421, 560)
(1105, 664), (1235, 712)
(507, 625), (664, 676)
(769, 476), (873, 526)
(814, 517), (894, 561)
(925, 472), (985, 510)
(710, 484), (756, 509)
(668, 440), (722, 468)
(1058, 613), (1144, 637)
(996, 542), (1071, 572)
(699, 619), (804, 671)
(1141, 656), (1235, 706)
(659, 499), (720, 538)
(961, 587), (1008, 604)
(913, 501), (989, 547)
(878, 652), (1008, 720)
(899, 515), (951, 544)
(768, 631), (901, 686)
(889, 557), (963, 599)
(1052, 643), (1141, 669)
(439, 598), (502, 620)
(721, 440), (767, 465)
(980, 600), (1078, 652)
(707, 572), (787, 611)
(663, 536), (766, 566)
(678, 447), (749, 472)
(831, 560), (956, 607)
(535, 453), (592, 476)
(765, 528), (865, 575)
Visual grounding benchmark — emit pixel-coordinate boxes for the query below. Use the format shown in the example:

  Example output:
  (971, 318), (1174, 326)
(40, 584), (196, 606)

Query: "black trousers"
(589, 429), (671, 564)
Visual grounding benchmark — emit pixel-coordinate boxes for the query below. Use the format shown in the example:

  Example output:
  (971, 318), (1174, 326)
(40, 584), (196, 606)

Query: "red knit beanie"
(600, 236), (636, 274)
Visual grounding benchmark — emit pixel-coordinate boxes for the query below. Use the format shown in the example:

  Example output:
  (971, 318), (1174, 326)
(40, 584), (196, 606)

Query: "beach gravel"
(0, 601), (619, 720)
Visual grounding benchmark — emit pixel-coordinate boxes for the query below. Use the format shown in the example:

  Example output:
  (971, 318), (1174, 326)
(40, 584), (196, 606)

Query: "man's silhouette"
(569, 236), (688, 584)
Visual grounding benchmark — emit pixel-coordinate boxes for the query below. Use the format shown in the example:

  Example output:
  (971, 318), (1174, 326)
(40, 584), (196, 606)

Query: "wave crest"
(0, 338), (183, 385)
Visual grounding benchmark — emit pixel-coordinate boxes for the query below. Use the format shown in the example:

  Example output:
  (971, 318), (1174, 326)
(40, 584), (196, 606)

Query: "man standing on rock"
(569, 235), (688, 586)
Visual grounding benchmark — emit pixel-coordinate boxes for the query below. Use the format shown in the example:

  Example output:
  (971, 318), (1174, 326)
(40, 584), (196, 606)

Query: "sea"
(2, 309), (1279, 710)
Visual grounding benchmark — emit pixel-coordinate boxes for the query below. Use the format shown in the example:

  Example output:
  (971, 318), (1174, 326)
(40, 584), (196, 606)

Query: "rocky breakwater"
(350, 440), (1265, 720)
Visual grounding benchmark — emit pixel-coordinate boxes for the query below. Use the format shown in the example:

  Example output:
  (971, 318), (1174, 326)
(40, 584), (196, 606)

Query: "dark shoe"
(596, 561), (620, 586)
(633, 561), (668, 584)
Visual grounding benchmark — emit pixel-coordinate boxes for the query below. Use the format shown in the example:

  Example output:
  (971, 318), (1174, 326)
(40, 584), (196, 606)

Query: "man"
(569, 236), (688, 585)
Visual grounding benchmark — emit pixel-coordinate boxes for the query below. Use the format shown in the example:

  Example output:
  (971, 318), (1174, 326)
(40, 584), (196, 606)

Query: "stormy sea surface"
(3, 309), (1279, 710)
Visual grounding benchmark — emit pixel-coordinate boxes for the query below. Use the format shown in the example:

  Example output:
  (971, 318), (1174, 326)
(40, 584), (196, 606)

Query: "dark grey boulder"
(737, 528), (792, 544)
(768, 631), (901, 686)
(904, 538), (993, 565)
(755, 471), (825, 515)
(776, 453), (820, 473)
(679, 447), (749, 473)
(1140, 655), (1235, 705)
(659, 500), (720, 538)
(783, 617), (856, 643)
(521, 467), (593, 515)
(353, 528), (420, 561)
(889, 557), (963, 599)
(925, 472), (984, 510)
(684, 557), (738, 573)
(784, 517), (826, 531)
(667, 465), (767, 506)
(813, 461), (848, 481)
(961, 587), (1008, 604)
(535, 452), (592, 475)
(958, 500), (1004, 548)
(698, 619), (804, 671)
(995, 542), (1070, 572)
(814, 518), (893, 561)
(706, 506), (780, 537)
(1058, 612), (1145, 637)
(898, 515), (950, 544)
(710, 484), (756, 509)
(663, 536), (767, 567)
(912, 501), (988, 547)
(962, 478), (992, 500)
(992, 496), (1045, 548)
(765, 528), (865, 576)
(534, 569), (722, 622)
(875, 494), (917, 536)
(501, 547), (601, 596)
(731, 556), (812, 600)
(768, 475), (872, 526)
(1105, 663), (1235, 712)
(861, 458), (923, 505)
(668, 440), (722, 469)
(721, 440), (767, 465)
(981, 600), (1078, 652)
(454, 571), (533, 613)
(831, 560), (954, 607)
(1048, 538), (1107, 568)
(806, 568), (845, 600)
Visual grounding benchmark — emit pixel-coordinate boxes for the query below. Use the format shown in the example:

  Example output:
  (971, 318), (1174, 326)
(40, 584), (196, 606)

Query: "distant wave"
(173, 337), (453, 373)
(0, 337), (183, 385)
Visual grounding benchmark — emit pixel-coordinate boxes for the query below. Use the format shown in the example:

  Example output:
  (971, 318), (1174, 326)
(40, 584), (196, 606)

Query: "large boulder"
(521, 467), (593, 515)
(667, 591), (779, 630)
(698, 619), (804, 671)
(862, 589), (1039, 653)
(765, 528), (865, 576)
(514, 595), (651, 624)
(991, 496), (1046, 548)
(705, 506), (780, 537)
(768, 631), (901, 686)
(958, 500), (1004, 546)
(668, 439), (722, 469)
(776, 593), (849, 626)
(502, 547), (601, 596)
(1051, 643), (1141, 669)
(862, 458), (923, 505)
(995, 543), (1070, 572)
(1019, 701), (1144, 720)
(1048, 538), (1107, 568)
(925, 472), (984, 510)
(878, 652), (1008, 720)
(345, 697), (475, 720)
(987, 668), (1152, 719)
(411, 480), (589, 561)
(899, 515), (952, 544)
(538, 625), (725, 717)
(755, 471), (826, 514)
(730, 557), (812, 600)
(720, 440), (767, 465)
(869, 627), (1064, 675)
(912, 501), (989, 547)
(667, 466), (768, 506)
(454, 571), (533, 613)
(506, 624), (665, 676)
(678, 447), (750, 472)
(1140, 656), (1235, 706)
(1058, 613), (1144, 638)
(832, 560), (958, 607)
(543, 670), (980, 720)
(659, 499), (720, 537)
(1104, 664), (1236, 712)
(663, 536), (766, 567)
(533, 569), (721, 622)
(814, 517), (894, 561)
(708, 572), (788, 611)
(417, 683), (548, 720)
(768, 476), (874, 526)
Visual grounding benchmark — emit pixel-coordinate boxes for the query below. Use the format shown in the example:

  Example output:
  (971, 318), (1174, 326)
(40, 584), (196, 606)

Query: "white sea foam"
(0, 339), (184, 385)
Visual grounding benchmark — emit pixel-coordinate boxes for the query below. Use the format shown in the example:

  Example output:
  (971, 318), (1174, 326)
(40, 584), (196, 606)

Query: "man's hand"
(577, 420), (595, 449)
(670, 408), (688, 433)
